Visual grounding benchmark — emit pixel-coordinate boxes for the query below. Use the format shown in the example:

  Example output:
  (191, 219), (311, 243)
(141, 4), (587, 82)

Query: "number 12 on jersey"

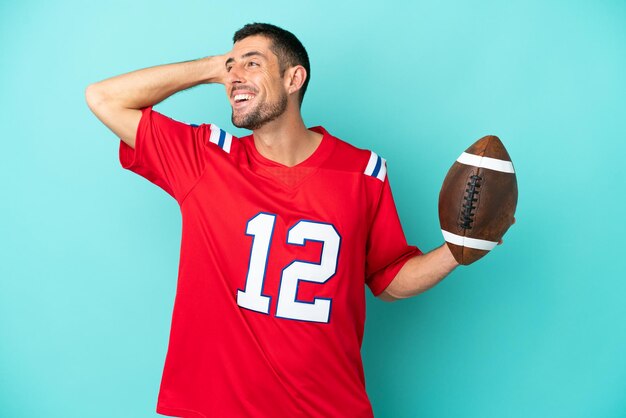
(237, 212), (341, 324)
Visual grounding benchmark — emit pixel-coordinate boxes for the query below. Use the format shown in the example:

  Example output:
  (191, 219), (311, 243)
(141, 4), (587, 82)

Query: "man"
(86, 23), (459, 417)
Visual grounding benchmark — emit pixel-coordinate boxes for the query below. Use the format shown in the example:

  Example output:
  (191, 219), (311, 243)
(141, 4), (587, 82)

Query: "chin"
(232, 112), (263, 130)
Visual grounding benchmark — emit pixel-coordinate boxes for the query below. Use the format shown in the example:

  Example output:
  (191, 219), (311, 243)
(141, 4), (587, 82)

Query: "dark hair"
(233, 23), (310, 105)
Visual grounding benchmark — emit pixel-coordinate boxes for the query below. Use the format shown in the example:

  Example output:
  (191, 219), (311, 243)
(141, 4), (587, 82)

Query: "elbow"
(85, 82), (107, 111)
(380, 279), (427, 301)
(378, 292), (398, 302)
(378, 289), (408, 302)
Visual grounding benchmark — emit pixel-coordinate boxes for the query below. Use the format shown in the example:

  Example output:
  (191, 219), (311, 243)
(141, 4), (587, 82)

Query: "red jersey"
(118, 106), (421, 418)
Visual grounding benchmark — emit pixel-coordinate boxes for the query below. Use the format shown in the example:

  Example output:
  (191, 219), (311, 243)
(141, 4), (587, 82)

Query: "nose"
(227, 62), (246, 85)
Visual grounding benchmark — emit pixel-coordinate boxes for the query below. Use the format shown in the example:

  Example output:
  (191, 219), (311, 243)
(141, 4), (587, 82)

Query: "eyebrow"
(225, 51), (267, 67)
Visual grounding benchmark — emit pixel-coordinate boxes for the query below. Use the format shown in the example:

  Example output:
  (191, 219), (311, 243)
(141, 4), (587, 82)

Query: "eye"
(248, 61), (260, 68)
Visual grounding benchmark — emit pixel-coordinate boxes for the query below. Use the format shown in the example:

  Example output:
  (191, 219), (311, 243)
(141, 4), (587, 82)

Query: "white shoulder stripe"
(364, 151), (387, 182)
(365, 151), (379, 175)
(209, 124), (233, 154)
(222, 132), (233, 153)
(442, 230), (498, 251)
(457, 152), (515, 173)
(209, 124), (221, 145)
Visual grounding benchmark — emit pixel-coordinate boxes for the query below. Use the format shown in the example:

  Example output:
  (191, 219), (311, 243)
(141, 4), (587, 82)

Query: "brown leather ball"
(438, 135), (518, 265)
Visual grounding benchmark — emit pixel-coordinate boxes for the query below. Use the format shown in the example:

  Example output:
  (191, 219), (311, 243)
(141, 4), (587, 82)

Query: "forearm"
(382, 244), (459, 300)
(86, 55), (226, 110)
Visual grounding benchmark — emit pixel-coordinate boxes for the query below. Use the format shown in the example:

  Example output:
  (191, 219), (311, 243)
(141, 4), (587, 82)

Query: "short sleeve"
(365, 174), (422, 296)
(119, 106), (208, 204)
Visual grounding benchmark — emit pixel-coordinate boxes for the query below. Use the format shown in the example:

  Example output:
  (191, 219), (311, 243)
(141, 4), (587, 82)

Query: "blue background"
(2, 0), (625, 417)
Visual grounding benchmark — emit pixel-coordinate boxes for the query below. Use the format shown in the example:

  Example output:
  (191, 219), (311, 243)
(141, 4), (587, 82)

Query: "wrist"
(440, 243), (460, 269)
(200, 55), (227, 85)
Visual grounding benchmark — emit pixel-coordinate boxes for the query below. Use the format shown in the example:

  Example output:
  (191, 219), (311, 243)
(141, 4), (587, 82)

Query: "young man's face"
(225, 35), (289, 130)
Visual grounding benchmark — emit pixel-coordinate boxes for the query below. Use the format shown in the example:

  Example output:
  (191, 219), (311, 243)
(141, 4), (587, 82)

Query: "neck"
(251, 106), (323, 167)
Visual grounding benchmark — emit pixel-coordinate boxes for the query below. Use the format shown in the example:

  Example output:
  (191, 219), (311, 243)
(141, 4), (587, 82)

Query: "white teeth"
(234, 94), (254, 102)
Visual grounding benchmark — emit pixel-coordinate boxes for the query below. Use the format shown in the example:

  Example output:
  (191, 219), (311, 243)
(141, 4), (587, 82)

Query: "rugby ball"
(438, 135), (517, 265)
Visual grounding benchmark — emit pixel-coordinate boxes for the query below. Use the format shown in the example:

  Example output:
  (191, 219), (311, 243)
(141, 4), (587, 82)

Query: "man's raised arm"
(85, 55), (227, 148)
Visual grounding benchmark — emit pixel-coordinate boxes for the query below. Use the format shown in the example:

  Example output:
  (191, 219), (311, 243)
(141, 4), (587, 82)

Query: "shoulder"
(324, 130), (388, 183)
(173, 114), (239, 155)
(204, 123), (237, 154)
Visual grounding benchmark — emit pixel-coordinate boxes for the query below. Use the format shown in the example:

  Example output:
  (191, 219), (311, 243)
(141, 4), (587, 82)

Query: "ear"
(284, 65), (307, 96)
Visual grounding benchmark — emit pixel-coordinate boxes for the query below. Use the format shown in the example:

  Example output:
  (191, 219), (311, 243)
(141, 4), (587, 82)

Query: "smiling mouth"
(234, 93), (255, 103)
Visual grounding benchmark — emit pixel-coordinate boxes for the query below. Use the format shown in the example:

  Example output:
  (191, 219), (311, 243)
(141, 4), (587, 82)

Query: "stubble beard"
(232, 92), (289, 130)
